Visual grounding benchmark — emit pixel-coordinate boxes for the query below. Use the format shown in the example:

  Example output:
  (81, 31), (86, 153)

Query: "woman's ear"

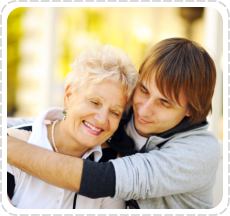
(64, 85), (72, 110)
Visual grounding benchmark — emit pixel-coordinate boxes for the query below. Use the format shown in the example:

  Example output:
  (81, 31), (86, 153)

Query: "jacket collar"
(107, 107), (208, 154)
(122, 107), (208, 138)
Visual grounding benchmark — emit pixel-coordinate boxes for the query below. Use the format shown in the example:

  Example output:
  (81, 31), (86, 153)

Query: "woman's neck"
(46, 120), (89, 158)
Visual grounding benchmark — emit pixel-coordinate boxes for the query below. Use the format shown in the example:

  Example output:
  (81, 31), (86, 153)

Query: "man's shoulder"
(164, 128), (221, 162)
(173, 126), (218, 144)
(167, 126), (218, 146)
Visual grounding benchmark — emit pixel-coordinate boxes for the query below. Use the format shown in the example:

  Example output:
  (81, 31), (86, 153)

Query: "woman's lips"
(83, 123), (103, 136)
(85, 121), (104, 130)
(137, 113), (152, 124)
(83, 121), (104, 136)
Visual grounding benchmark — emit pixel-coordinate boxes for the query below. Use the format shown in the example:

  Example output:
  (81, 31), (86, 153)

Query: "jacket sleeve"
(78, 160), (116, 198)
(111, 132), (221, 200)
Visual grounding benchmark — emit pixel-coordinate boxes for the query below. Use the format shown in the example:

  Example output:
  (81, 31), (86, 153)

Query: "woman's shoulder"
(7, 127), (32, 142)
(7, 117), (35, 129)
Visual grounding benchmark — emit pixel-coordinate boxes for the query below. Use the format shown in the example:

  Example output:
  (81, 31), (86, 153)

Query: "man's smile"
(136, 113), (153, 124)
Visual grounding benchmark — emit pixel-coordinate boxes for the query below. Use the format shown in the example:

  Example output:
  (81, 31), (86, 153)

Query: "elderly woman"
(7, 44), (139, 209)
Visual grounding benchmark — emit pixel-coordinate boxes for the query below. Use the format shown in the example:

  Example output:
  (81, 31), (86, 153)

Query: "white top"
(125, 114), (147, 151)
(7, 107), (125, 209)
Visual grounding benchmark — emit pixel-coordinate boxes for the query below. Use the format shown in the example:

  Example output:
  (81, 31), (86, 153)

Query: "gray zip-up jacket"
(111, 122), (220, 208)
(7, 110), (221, 209)
(79, 109), (221, 209)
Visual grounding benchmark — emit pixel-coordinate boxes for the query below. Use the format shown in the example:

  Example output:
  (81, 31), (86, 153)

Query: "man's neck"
(125, 115), (148, 151)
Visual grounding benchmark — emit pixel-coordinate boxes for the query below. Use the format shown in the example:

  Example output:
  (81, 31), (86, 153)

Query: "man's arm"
(7, 136), (82, 192)
(7, 117), (116, 198)
(7, 135), (116, 198)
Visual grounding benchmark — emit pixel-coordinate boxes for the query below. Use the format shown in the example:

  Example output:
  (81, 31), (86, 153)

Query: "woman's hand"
(7, 194), (14, 206)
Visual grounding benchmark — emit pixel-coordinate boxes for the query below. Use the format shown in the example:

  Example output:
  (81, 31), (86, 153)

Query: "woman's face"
(64, 80), (127, 150)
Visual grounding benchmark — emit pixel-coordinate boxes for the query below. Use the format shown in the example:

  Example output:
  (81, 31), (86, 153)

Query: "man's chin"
(135, 122), (161, 137)
(135, 125), (152, 138)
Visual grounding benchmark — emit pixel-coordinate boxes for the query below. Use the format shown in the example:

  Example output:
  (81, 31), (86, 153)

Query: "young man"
(7, 38), (220, 209)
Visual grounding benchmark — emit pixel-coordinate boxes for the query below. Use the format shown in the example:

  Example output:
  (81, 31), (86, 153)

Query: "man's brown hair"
(139, 38), (216, 124)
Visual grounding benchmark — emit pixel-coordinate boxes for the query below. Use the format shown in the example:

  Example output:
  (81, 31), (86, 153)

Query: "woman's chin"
(78, 140), (101, 149)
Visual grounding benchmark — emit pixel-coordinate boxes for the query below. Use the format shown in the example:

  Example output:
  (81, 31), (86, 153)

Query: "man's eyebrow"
(160, 98), (178, 107)
(161, 98), (172, 105)
(141, 81), (182, 108)
(140, 82), (149, 91)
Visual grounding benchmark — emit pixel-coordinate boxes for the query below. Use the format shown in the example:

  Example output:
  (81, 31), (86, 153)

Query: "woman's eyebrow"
(112, 105), (123, 111)
(87, 95), (124, 110)
(86, 95), (104, 100)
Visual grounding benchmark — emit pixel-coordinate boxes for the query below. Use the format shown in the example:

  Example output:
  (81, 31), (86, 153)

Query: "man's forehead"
(141, 75), (156, 91)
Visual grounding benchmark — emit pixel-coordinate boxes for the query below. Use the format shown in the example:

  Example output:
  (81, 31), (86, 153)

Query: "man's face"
(132, 74), (191, 138)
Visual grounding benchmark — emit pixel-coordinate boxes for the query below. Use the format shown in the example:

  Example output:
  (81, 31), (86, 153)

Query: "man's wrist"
(78, 160), (116, 198)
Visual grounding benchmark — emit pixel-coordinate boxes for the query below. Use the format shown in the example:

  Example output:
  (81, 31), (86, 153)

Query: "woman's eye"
(91, 101), (99, 105)
(111, 111), (119, 116)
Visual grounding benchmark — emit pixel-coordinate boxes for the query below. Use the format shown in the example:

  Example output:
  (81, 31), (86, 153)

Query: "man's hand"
(7, 136), (83, 192)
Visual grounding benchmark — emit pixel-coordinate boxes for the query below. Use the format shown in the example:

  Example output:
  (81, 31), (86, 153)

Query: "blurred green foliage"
(7, 7), (26, 116)
(57, 8), (150, 79)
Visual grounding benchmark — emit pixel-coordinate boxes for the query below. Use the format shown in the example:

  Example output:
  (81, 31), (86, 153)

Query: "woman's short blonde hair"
(65, 44), (139, 100)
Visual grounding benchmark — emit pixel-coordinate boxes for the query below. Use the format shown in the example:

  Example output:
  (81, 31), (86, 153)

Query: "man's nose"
(138, 99), (154, 117)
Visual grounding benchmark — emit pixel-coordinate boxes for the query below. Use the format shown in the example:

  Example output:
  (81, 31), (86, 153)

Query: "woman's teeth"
(84, 121), (102, 132)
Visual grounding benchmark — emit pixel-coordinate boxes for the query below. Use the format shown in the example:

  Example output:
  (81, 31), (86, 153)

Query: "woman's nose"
(94, 110), (108, 125)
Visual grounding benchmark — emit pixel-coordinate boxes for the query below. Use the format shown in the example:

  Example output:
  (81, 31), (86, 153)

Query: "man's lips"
(136, 113), (153, 124)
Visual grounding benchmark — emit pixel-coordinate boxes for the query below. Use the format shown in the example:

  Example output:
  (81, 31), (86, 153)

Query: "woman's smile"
(83, 120), (104, 135)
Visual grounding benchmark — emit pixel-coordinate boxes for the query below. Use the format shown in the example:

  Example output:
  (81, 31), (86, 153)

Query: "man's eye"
(162, 101), (171, 108)
(141, 86), (148, 93)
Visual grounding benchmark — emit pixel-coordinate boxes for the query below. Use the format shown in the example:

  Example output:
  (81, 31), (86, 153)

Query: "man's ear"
(64, 85), (72, 110)
(185, 109), (191, 117)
